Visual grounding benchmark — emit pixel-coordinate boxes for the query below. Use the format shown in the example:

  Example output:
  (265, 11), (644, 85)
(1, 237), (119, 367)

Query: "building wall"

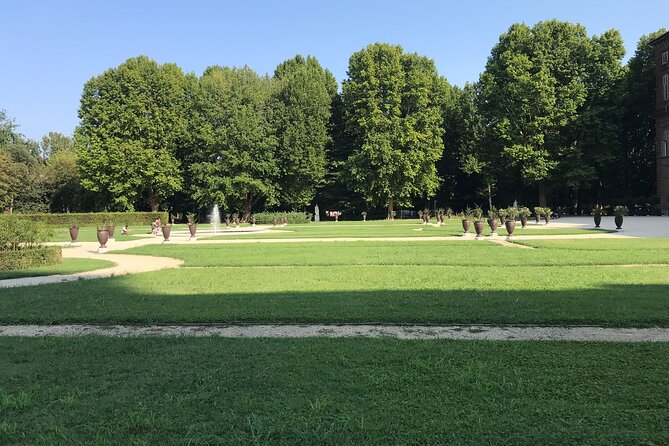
(654, 33), (669, 214)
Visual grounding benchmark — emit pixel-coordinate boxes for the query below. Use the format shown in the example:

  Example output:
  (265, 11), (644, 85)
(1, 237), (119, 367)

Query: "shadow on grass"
(0, 280), (667, 326)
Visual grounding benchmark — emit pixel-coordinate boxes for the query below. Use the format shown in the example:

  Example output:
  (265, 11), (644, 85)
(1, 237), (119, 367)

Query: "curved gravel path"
(0, 324), (667, 342)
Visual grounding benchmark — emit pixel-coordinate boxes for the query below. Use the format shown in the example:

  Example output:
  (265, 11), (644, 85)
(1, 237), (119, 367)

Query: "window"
(664, 74), (669, 101)
(663, 51), (669, 65)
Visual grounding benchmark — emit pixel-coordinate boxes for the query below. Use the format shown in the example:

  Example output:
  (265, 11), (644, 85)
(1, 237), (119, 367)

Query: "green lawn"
(47, 226), (149, 243)
(1, 239), (667, 326)
(0, 258), (114, 280)
(1, 337), (667, 445)
(198, 219), (611, 239)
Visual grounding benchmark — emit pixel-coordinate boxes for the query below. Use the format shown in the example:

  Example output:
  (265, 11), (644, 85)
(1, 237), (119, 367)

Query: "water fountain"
(210, 204), (221, 233)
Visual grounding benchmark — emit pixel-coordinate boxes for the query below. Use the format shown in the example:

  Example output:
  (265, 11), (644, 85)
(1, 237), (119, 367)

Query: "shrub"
(253, 212), (311, 224)
(0, 246), (62, 270)
(13, 212), (168, 227)
(0, 215), (52, 250)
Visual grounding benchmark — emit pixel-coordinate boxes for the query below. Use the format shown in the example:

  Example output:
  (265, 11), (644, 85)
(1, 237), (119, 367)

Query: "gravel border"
(1, 324), (667, 342)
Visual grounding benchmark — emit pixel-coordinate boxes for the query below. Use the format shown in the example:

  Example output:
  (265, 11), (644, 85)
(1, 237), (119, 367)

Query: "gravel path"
(1, 324), (667, 342)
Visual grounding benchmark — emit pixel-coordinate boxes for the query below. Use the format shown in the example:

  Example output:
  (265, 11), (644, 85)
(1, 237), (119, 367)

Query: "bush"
(0, 215), (52, 250)
(253, 212), (312, 224)
(0, 246), (62, 270)
(13, 212), (168, 227)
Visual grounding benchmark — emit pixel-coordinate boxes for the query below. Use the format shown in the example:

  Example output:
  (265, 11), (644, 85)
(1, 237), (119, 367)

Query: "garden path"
(0, 323), (667, 342)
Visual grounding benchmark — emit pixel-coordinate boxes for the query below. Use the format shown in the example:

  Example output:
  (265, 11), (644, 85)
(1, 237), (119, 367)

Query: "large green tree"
(479, 21), (624, 206)
(342, 43), (445, 217)
(272, 55), (337, 209)
(188, 66), (278, 218)
(614, 29), (668, 204)
(75, 56), (186, 211)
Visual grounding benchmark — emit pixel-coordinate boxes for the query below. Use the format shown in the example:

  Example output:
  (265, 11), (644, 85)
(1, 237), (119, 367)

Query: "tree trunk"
(487, 182), (493, 210)
(538, 184), (547, 207)
(387, 197), (394, 220)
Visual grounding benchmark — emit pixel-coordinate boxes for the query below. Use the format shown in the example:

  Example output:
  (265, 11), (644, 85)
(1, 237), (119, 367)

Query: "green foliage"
(342, 43), (445, 214)
(472, 206), (484, 221)
(614, 205), (629, 216)
(76, 56), (186, 211)
(14, 212), (167, 227)
(592, 205), (604, 216)
(188, 66), (278, 216)
(0, 215), (52, 250)
(518, 207), (532, 218)
(504, 207), (518, 221)
(0, 246), (62, 270)
(252, 212), (311, 224)
(479, 21), (625, 204)
(273, 55), (337, 208)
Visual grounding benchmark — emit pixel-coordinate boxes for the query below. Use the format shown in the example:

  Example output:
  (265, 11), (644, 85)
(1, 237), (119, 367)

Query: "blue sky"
(1, 0), (666, 141)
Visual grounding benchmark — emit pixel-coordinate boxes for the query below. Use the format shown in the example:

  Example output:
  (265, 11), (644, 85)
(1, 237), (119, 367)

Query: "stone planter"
(594, 215), (602, 228)
(96, 229), (109, 253)
(69, 227), (79, 245)
(520, 216), (528, 228)
(487, 218), (498, 236)
(505, 220), (516, 238)
(461, 219), (471, 236)
(106, 224), (115, 241)
(188, 223), (197, 241)
(534, 215), (540, 224)
(615, 215), (624, 230)
(162, 225), (172, 243)
(474, 221), (485, 239)
(543, 215), (550, 225)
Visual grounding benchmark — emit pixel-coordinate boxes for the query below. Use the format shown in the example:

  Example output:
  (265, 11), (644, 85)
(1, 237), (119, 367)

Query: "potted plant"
(614, 205), (628, 230)
(417, 210), (424, 223)
(225, 214), (231, 228)
(473, 206), (485, 239)
(534, 207), (542, 224)
(186, 212), (197, 240)
(105, 220), (116, 241)
(436, 208), (445, 226)
(592, 205), (604, 228)
(251, 214), (256, 226)
(233, 214), (240, 228)
(504, 207), (517, 238)
(459, 209), (472, 236)
(487, 208), (499, 236)
(361, 211), (367, 222)
(445, 208), (453, 219)
(162, 224), (172, 242)
(518, 207), (531, 228)
(68, 218), (80, 246)
(96, 224), (109, 252)
(543, 207), (552, 225)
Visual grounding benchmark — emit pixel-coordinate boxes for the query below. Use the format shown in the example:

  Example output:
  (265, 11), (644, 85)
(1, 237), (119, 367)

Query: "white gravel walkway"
(1, 324), (667, 342)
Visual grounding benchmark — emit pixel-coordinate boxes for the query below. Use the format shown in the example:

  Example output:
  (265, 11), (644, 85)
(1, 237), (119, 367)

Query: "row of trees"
(2, 21), (665, 217)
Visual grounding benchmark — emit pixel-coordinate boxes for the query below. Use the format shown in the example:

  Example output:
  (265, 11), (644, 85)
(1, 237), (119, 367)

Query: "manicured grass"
(0, 258), (114, 280)
(199, 219), (611, 239)
(0, 259), (667, 325)
(1, 337), (667, 445)
(122, 239), (669, 267)
(47, 226), (147, 243)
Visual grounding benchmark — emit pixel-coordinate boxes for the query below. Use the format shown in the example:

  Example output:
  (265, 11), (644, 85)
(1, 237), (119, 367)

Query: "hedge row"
(253, 212), (312, 224)
(14, 212), (169, 227)
(0, 246), (62, 270)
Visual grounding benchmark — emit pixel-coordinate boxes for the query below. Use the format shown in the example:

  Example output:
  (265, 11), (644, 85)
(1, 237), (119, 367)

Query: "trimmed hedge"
(15, 212), (168, 227)
(253, 212), (312, 224)
(0, 246), (62, 270)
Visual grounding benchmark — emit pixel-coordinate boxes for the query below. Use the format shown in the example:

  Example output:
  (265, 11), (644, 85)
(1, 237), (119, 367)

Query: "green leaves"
(342, 43), (445, 212)
(75, 56), (186, 211)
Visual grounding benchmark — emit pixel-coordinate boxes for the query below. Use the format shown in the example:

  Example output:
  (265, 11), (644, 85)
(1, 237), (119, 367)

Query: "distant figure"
(121, 225), (129, 236)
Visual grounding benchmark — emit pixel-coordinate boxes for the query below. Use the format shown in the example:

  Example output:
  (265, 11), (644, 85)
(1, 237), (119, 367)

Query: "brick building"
(651, 31), (669, 215)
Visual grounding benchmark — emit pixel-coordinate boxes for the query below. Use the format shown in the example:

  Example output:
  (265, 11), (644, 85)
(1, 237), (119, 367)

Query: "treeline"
(1, 21), (665, 218)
